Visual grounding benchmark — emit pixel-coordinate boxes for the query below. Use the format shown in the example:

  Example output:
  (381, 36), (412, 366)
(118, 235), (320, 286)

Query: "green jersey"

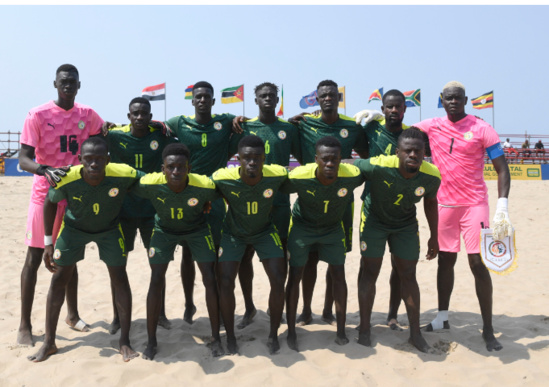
(105, 124), (177, 218)
(296, 114), (367, 163)
(48, 163), (144, 233)
(165, 113), (235, 175)
(133, 172), (220, 235)
(211, 164), (288, 238)
(354, 155), (441, 227)
(281, 163), (364, 232)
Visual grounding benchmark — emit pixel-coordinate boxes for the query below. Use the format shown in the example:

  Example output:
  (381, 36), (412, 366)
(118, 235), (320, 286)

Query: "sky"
(1, 4), (548, 148)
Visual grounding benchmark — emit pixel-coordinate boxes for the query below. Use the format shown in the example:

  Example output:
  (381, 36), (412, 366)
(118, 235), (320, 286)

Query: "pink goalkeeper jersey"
(20, 101), (103, 204)
(415, 115), (501, 206)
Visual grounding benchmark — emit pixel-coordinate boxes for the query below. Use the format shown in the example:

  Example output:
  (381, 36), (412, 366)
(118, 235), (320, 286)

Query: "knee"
(201, 270), (216, 289)
(218, 274), (235, 292)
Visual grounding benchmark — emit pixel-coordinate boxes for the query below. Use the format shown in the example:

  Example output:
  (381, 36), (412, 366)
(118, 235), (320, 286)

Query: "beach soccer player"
(212, 135), (288, 355)
(18, 64), (104, 346)
(28, 137), (142, 362)
(283, 136), (364, 351)
(353, 128), (440, 353)
(133, 143), (224, 360)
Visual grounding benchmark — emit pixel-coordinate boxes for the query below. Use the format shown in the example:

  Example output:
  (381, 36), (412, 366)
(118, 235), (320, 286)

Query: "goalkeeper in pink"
(17, 64), (104, 346)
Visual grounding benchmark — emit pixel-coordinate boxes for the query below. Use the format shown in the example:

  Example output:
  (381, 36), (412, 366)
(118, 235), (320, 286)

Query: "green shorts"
(53, 223), (126, 267)
(218, 225), (284, 262)
(147, 226), (216, 265)
(206, 198), (226, 246)
(288, 222), (347, 267)
(272, 205), (291, 240)
(120, 216), (154, 252)
(359, 211), (420, 261)
(342, 197), (354, 253)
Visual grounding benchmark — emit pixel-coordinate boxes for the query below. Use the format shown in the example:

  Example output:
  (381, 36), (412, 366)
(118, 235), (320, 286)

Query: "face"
(316, 85), (339, 113)
(315, 145), (341, 180)
(255, 86), (279, 112)
(162, 154), (190, 188)
(238, 146), (265, 179)
(128, 102), (152, 131)
(396, 138), (425, 175)
(442, 87), (467, 117)
(78, 143), (109, 183)
(381, 95), (406, 126)
(192, 87), (215, 114)
(54, 70), (80, 100)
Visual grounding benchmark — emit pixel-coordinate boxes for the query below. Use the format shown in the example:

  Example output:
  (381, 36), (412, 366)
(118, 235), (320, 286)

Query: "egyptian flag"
(368, 87), (383, 103)
(277, 86), (284, 117)
(404, 89), (421, 107)
(185, 85), (194, 100)
(472, 91), (494, 109)
(141, 83), (166, 101)
(221, 85), (244, 104)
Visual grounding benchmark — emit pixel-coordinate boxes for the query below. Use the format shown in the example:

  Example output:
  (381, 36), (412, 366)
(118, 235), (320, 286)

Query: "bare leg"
(286, 266), (305, 352)
(425, 251), (455, 331)
(197, 262), (224, 357)
(217, 261), (240, 354)
(143, 263), (168, 360)
(387, 254), (403, 330)
(321, 270), (336, 325)
(181, 245), (197, 324)
(109, 278), (121, 335)
(357, 256), (382, 347)
(262, 257), (286, 355)
(328, 264), (348, 345)
(157, 282), (171, 330)
(237, 246), (257, 329)
(298, 252), (319, 325)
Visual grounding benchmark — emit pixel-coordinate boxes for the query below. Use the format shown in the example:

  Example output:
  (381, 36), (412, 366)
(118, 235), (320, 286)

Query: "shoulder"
(263, 164), (288, 177)
(213, 113), (235, 122)
(109, 124), (132, 134)
(338, 163), (361, 177)
(188, 173), (217, 189)
(73, 102), (97, 112)
(338, 114), (358, 124)
(289, 163), (317, 179)
(419, 161), (441, 179)
(370, 154), (399, 168)
(56, 165), (84, 188)
(212, 167), (240, 181)
(105, 163), (139, 178)
(140, 172), (166, 185)
(28, 101), (55, 116)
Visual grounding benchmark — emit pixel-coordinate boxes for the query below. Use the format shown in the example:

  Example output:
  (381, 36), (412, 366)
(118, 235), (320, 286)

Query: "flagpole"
(242, 84), (245, 117)
(164, 82), (167, 121)
(420, 102), (422, 121)
(492, 90), (495, 129)
(344, 86), (347, 116)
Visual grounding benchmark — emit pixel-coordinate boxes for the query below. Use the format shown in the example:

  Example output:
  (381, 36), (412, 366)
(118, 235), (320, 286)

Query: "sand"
(1, 177), (548, 386)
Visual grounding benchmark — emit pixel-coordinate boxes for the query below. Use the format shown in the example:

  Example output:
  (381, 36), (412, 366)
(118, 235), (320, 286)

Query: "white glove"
(492, 197), (513, 241)
(353, 109), (383, 125)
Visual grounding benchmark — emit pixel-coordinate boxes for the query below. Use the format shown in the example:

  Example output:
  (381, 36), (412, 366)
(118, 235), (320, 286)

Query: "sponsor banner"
(541, 165), (549, 180)
(484, 164), (541, 180)
(3, 158), (32, 176)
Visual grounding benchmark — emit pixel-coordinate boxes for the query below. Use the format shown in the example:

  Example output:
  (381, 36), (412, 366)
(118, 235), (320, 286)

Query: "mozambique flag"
(184, 85), (194, 100)
(221, 84), (244, 104)
(277, 86), (284, 117)
(368, 87), (383, 103)
(472, 91), (494, 109)
(338, 86), (346, 109)
(404, 89), (421, 107)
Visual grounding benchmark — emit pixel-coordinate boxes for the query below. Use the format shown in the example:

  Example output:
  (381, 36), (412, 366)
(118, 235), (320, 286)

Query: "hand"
(311, 109), (321, 117)
(101, 121), (119, 136)
(353, 109), (383, 125)
(426, 237), (439, 260)
(288, 112), (308, 126)
(203, 201), (212, 214)
(36, 165), (71, 187)
(232, 116), (249, 134)
(150, 120), (173, 137)
(492, 198), (513, 240)
(43, 245), (57, 273)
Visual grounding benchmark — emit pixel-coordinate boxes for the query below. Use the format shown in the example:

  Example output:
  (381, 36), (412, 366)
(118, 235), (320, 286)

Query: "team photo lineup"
(18, 63), (513, 363)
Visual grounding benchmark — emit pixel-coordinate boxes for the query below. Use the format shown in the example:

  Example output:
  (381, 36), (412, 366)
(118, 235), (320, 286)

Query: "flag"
(437, 94), (444, 108)
(184, 85), (194, 100)
(277, 86), (284, 117)
(471, 91), (494, 109)
(368, 87), (383, 103)
(338, 86), (346, 109)
(141, 83), (166, 101)
(299, 90), (319, 109)
(221, 84), (244, 104)
(404, 89), (421, 107)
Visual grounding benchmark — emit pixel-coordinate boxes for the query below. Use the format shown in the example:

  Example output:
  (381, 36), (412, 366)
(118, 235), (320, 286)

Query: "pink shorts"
(438, 205), (489, 254)
(25, 200), (67, 248)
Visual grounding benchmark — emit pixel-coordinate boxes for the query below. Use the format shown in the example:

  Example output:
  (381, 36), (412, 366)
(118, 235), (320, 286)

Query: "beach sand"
(1, 177), (548, 386)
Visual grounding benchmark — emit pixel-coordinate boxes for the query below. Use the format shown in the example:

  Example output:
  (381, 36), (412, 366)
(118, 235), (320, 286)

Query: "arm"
(423, 196), (439, 260)
(232, 116), (249, 134)
(19, 144), (70, 186)
(19, 144), (40, 174)
(492, 155), (510, 199)
(43, 196), (58, 273)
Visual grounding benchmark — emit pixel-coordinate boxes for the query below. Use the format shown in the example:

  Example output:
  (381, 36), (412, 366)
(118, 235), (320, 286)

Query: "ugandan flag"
(472, 91), (494, 109)
(404, 89), (421, 107)
(368, 87), (383, 103)
(184, 85), (194, 100)
(221, 84), (244, 104)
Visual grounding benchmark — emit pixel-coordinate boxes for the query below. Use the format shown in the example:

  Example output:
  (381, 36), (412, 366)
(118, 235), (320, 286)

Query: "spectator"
(522, 140), (531, 157)
(535, 140), (545, 153)
(503, 138), (512, 148)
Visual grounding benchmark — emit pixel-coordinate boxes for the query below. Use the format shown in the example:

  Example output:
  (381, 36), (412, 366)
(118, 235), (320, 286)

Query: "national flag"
(141, 83), (166, 101)
(437, 95), (444, 108)
(299, 90), (319, 109)
(277, 86), (284, 117)
(221, 84), (244, 104)
(368, 87), (383, 103)
(471, 91), (494, 109)
(338, 86), (346, 109)
(404, 89), (421, 107)
(184, 85), (194, 100)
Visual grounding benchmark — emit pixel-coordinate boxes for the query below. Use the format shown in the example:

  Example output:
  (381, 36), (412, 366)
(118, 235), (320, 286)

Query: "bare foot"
(357, 330), (371, 347)
(335, 333), (349, 346)
(226, 336), (239, 355)
(210, 338), (225, 357)
(27, 343), (58, 362)
(296, 312), (312, 327)
(109, 318), (120, 335)
(483, 328), (503, 352)
(423, 320), (450, 332)
(157, 315), (172, 330)
(120, 344), (139, 362)
(142, 342), (157, 361)
(237, 308), (257, 329)
(387, 318), (403, 331)
(183, 305), (197, 325)
(66, 317), (90, 332)
(17, 327), (34, 347)
(321, 312), (337, 326)
(287, 332), (299, 352)
(409, 335), (435, 354)
(267, 336), (280, 355)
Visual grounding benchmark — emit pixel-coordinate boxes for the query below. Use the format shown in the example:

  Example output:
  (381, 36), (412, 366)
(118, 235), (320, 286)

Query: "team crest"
(26, 231), (32, 240)
(53, 249), (61, 260)
(78, 120), (85, 130)
(278, 130), (287, 140)
(340, 129), (349, 138)
(150, 140), (159, 150)
(187, 198), (199, 207)
(464, 131), (474, 141)
(489, 241), (507, 256)
(360, 241), (367, 251)
(148, 248), (156, 258)
(109, 188), (120, 197)
(263, 188), (274, 198)
(338, 188), (348, 197)
(415, 186), (425, 196)
(218, 247), (223, 257)
(214, 122), (222, 130)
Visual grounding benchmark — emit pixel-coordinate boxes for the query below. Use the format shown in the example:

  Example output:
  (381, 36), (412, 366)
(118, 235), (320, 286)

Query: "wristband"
(496, 197), (508, 211)
(44, 235), (53, 246)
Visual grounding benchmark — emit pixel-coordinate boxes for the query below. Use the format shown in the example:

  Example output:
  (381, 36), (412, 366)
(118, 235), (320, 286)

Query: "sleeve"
(165, 116), (180, 135)
(47, 186), (66, 203)
(413, 118), (434, 136)
(353, 126), (368, 154)
(131, 178), (150, 199)
(279, 177), (297, 194)
(89, 109), (104, 136)
(228, 132), (244, 157)
(483, 124), (504, 160)
(424, 177), (441, 199)
(290, 127), (302, 163)
(205, 185), (222, 202)
(20, 111), (40, 148)
(353, 158), (374, 180)
(128, 170), (146, 191)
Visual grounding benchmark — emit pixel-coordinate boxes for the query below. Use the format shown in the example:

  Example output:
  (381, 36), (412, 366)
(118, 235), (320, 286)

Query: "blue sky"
(1, 5), (548, 144)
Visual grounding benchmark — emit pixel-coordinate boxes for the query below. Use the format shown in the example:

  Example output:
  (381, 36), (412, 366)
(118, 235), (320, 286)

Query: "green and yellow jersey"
(47, 163), (144, 233)
(354, 155), (441, 227)
(211, 164), (288, 238)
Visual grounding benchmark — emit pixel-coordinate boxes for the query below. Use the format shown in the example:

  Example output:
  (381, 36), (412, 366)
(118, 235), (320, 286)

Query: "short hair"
(382, 89), (406, 104)
(442, 81), (466, 93)
(56, 64), (79, 76)
(397, 127), (426, 147)
(254, 82), (279, 95)
(238, 135), (265, 152)
(317, 79), (338, 90)
(129, 97), (151, 110)
(162, 143), (191, 161)
(81, 136), (108, 153)
(315, 136), (342, 152)
(192, 81), (214, 95)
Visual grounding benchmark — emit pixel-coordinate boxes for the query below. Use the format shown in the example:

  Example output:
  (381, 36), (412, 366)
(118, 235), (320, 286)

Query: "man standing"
(18, 64), (104, 346)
